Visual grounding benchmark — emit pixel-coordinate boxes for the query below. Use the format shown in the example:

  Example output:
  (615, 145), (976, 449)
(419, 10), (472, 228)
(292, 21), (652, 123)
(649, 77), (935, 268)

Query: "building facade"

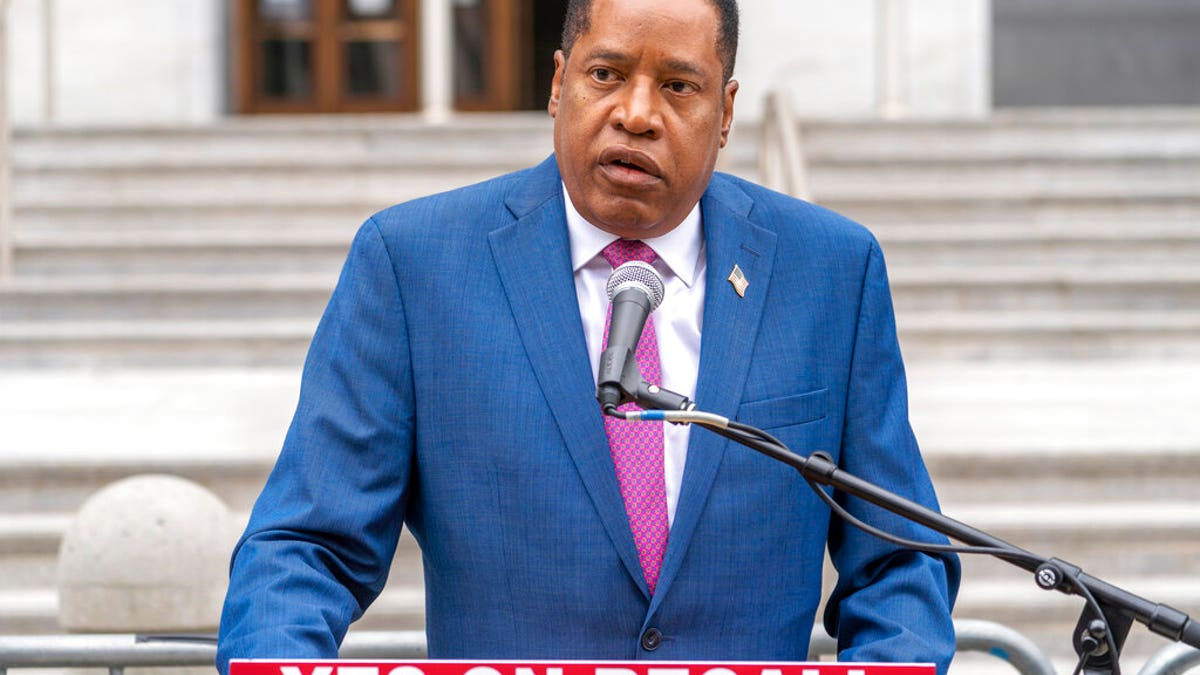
(5, 0), (1200, 127)
(5, 0), (990, 126)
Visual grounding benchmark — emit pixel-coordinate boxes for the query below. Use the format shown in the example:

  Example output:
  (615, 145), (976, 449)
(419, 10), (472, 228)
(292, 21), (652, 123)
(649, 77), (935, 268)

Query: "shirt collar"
(562, 183), (704, 288)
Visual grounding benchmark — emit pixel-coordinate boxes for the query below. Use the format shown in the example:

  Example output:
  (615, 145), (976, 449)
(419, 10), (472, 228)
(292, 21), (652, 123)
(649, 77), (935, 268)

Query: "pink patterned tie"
(600, 239), (669, 595)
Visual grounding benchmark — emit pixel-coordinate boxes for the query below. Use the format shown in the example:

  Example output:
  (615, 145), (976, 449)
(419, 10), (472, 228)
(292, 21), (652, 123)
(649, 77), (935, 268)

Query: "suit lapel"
(650, 176), (778, 612)
(488, 157), (649, 595)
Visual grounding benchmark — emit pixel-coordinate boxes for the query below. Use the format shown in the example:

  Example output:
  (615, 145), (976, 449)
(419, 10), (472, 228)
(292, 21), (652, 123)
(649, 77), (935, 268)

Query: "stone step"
(943, 502), (1200, 578)
(1, 437), (1193, 513)
(0, 319), (314, 367)
(19, 133), (1200, 173)
(0, 459), (276, 514)
(890, 266), (1200, 313)
(18, 195), (1200, 235)
(2, 266), (1194, 322)
(16, 111), (1200, 171)
(876, 225), (1200, 267)
(5, 501), (1195, 588)
(0, 585), (429, 635)
(826, 195), (1200, 226)
(11, 115), (554, 169)
(13, 225), (1200, 276)
(0, 274), (337, 321)
(896, 311), (1200, 359)
(798, 117), (1200, 162)
(2, 502), (1194, 627)
(0, 314), (1194, 367)
(0, 514), (72, 555)
(0, 589), (59, 634)
(0, 523), (427, 633)
(812, 158), (1200, 199)
(13, 203), (380, 233)
(13, 160), (1200, 207)
(12, 166), (524, 208)
(926, 447), (1200, 505)
(12, 230), (352, 276)
(2, 311), (1198, 367)
(952, 575), (1200, 664)
(3, 509), (1196, 654)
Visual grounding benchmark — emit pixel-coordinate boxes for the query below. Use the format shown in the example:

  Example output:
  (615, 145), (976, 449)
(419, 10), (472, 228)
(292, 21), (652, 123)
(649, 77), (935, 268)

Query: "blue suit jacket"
(217, 156), (960, 672)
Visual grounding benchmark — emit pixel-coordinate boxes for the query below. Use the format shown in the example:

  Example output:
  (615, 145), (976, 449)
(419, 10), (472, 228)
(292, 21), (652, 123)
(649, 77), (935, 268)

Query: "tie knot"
(601, 239), (658, 269)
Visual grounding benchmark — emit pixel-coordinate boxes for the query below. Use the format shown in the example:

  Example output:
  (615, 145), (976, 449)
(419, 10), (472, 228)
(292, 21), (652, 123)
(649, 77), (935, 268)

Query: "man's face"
(548, 0), (738, 239)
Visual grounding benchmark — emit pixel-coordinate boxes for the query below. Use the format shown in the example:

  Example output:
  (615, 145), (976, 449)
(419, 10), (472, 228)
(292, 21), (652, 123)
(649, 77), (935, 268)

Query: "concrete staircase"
(5, 111), (1200, 365)
(907, 360), (1200, 667)
(2, 115), (556, 367)
(3, 109), (1200, 670)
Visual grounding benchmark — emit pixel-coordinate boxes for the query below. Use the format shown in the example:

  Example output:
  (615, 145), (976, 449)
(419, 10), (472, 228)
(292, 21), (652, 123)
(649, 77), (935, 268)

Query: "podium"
(229, 661), (935, 675)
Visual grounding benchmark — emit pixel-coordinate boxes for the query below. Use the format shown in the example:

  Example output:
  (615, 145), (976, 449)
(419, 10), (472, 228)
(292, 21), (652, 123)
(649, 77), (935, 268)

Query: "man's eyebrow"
(582, 49), (707, 80)
(582, 48), (632, 64)
(663, 58), (705, 79)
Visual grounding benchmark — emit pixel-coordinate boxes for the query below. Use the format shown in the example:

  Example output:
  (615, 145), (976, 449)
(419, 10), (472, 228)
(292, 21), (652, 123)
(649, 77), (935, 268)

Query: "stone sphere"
(57, 474), (237, 632)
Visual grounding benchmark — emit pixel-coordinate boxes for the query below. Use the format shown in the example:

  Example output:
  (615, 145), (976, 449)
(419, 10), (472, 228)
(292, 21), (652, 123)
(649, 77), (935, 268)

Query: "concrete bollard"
(57, 474), (237, 633)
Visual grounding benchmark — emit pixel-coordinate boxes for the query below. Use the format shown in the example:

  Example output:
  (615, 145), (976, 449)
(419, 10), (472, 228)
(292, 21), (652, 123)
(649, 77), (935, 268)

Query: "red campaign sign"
(230, 661), (935, 675)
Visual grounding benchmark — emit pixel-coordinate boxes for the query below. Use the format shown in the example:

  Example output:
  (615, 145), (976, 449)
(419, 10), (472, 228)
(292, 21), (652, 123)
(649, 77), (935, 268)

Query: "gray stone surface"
(56, 474), (236, 632)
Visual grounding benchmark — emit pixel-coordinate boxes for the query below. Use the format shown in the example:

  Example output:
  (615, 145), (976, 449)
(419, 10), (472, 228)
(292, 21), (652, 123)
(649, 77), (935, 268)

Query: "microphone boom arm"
(619, 407), (1200, 668)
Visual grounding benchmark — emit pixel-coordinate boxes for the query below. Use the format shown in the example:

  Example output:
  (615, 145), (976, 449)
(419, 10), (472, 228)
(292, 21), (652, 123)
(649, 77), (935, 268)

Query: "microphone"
(595, 261), (693, 415)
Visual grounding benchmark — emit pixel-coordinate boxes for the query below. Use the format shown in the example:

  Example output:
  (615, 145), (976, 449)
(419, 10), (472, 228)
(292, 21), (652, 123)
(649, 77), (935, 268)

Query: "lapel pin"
(727, 264), (749, 298)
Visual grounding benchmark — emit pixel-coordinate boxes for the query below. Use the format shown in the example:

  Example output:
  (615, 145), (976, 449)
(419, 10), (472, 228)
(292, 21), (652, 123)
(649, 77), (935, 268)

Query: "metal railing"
(758, 89), (811, 202)
(0, 632), (429, 675)
(0, 620), (1054, 675)
(1139, 643), (1200, 675)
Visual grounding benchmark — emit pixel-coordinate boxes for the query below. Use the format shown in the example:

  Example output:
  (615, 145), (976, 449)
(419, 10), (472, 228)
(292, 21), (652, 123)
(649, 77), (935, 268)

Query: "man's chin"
(584, 203), (667, 239)
(569, 185), (685, 238)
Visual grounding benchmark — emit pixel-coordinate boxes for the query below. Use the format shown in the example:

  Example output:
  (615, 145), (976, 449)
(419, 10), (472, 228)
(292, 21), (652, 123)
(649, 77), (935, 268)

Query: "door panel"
(237, 0), (420, 113)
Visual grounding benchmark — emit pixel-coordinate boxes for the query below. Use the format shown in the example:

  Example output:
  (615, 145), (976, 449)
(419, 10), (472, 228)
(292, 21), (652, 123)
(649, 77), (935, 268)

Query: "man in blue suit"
(217, 0), (960, 672)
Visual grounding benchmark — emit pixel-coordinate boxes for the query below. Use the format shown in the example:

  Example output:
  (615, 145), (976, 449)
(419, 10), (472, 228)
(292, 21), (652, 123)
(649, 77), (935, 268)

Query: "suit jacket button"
(641, 628), (662, 651)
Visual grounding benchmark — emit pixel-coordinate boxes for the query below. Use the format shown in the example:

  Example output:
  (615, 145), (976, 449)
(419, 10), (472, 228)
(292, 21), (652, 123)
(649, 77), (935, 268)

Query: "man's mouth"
(612, 159), (647, 173)
(598, 147), (663, 185)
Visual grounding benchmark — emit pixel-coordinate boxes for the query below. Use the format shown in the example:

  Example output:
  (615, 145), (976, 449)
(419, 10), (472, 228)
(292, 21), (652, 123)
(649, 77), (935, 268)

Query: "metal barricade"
(0, 632), (427, 675)
(807, 619), (1056, 675)
(1138, 643), (1200, 675)
(0, 620), (1052, 675)
(757, 89), (811, 202)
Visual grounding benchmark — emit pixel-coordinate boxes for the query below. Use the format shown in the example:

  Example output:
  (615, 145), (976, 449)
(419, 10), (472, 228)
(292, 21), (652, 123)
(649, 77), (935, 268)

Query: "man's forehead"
(581, 0), (720, 40)
(572, 0), (723, 77)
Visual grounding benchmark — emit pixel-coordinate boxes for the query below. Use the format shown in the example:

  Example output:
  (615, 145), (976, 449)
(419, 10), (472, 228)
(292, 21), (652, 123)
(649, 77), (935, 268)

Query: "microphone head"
(606, 261), (666, 311)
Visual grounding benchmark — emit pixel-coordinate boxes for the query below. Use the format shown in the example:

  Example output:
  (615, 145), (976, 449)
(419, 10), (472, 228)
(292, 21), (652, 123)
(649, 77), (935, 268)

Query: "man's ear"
(548, 50), (567, 118)
(719, 79), (739, 148)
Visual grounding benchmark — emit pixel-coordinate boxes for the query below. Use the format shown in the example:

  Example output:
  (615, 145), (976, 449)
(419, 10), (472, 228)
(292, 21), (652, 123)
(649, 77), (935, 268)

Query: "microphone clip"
(596, 348), (693, 417)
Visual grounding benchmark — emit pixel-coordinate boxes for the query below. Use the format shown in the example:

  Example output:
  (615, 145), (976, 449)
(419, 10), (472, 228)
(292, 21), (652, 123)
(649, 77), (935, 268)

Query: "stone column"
(421, 0), (453, 122)
(0, 0), (12, 279)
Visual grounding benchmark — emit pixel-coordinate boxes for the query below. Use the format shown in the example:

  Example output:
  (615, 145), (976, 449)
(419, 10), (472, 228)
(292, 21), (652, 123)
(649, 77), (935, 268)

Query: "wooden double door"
(236, 0), (566, 114)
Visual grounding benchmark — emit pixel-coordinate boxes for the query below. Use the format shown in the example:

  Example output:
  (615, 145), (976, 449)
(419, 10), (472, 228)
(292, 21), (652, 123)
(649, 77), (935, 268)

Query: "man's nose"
(613, 78), (663, 137)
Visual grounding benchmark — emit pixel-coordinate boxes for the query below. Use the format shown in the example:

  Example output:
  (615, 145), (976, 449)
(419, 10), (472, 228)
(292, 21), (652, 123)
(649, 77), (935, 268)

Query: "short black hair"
(560, 0), (739, 83)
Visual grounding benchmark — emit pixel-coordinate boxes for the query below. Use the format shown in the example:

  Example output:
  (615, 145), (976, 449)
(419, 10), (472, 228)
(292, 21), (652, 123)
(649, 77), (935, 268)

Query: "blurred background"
(1, 0), (1199, 673)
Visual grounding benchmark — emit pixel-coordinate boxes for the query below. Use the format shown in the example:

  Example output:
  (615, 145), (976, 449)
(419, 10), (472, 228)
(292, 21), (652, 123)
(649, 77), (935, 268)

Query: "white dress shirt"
(563, 184), (706, 525)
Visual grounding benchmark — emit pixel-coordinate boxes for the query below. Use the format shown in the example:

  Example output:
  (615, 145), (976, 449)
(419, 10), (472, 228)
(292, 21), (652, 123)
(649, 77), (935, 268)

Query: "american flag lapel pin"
(727, 264), (749, 298)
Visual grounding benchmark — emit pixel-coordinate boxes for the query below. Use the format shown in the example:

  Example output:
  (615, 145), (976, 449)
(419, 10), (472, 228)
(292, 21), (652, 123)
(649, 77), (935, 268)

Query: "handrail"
(1139, 643), (1200, 675)
(808, 619), (1056, 675)
(0, 0), (13, 279)
(758, 89), (812, 202)
(0, 632), (429, 675)
(0, 620), (1054, 675)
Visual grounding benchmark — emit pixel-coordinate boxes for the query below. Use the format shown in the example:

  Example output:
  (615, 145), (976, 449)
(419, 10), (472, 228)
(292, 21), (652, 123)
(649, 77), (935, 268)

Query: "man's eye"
(592, 68), (614, 82)
(667, 81), (696, 94)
